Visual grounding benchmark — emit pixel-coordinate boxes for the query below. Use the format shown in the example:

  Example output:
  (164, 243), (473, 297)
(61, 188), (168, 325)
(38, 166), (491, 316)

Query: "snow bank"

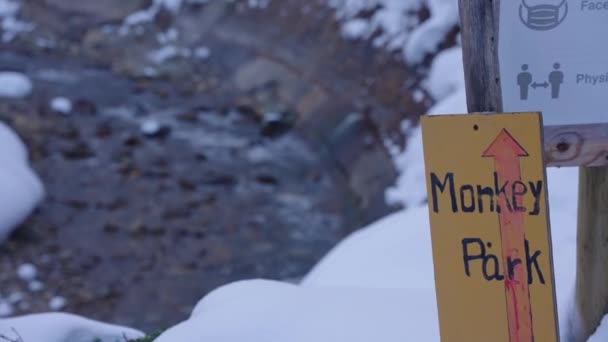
(0, 122), (44, 243)
(589, 315), (608, 342)
(302, 207), (432, 288)
(157, 279), (438, 342)
(0, 313), (144, 342)
(0, 72), (33, 98)
(385, 46), (466, 208)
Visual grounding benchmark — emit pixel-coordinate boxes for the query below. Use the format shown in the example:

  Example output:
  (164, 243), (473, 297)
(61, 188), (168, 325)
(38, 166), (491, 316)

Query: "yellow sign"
(421, 112), (559, 342)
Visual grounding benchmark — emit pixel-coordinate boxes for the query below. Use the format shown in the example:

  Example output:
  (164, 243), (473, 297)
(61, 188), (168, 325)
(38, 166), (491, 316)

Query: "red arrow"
(483, 129), (533, 342)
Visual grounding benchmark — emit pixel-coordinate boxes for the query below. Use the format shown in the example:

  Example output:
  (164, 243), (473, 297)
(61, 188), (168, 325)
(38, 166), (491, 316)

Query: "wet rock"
(123, 135), (143, 147)
(64, 199), (88, 210)
(194, 152), (207, 162)
(200, 172), (237, 186)
(146, 226), (166, 236)
(56, 124), (80, 140)
(255, 174), (278, 186)
(95, 122), (113, 139)
(103, 222), (120, 233)
(62, 141), (95, 160)
(162, 206), (191, 220)
(116, 160), (139, 177)
(177, 177), (196, 192)
(100, 198), (128, 211)
(176, 110), (199, 123)
(260, 111), (296, 137)
(72, 99), (97, 115)
(235, 105), (262, 121)
(154, 6), (174, 31)
(128, 220), (146, 236)
(41, 0), (150, 22)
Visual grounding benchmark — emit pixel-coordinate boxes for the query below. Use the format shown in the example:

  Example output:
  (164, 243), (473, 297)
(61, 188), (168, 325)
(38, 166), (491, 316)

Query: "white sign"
(499, 0), (608, 125)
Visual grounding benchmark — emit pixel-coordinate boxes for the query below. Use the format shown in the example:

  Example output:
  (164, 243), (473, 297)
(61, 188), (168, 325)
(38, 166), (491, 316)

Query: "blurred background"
(0, 0), (457, 332)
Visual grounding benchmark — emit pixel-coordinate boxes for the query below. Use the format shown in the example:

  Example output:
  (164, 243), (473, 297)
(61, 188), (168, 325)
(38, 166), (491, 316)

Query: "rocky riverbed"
(0, 0), (426, 331)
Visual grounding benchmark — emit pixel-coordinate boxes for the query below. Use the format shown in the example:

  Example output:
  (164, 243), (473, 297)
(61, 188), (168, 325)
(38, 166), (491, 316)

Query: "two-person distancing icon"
(518, 63), (563, 100)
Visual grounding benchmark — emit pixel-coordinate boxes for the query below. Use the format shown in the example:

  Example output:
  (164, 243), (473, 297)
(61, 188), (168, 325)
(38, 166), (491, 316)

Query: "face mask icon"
(519, 0), (568, 31)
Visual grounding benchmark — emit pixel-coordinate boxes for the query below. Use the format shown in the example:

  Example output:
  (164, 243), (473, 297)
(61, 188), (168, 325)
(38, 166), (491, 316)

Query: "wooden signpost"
(420, 1), (608, 341)
(422, 113), (559, 342)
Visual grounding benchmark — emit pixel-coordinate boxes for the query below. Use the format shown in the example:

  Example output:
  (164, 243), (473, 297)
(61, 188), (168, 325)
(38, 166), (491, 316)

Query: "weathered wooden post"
(458, 1), (608, 341)
(575, 168), (608, 341)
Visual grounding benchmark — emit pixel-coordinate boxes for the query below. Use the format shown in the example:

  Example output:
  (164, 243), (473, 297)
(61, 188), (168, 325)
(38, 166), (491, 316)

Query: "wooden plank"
(422, 113), (559, 342)
(545, 123), (608, 167)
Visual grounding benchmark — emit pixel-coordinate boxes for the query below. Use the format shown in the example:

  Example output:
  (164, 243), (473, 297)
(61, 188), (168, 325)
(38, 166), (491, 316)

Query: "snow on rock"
(331, 0), (422, 50)
(341, 18), (369, 40)
(124, 0), (183, 26)
(48, 296), (66, 311)
(141, 119), (162, 135)
(157, 279), (439, 342)
(28, 280), (44, 292)
(403, 0), (459, 64)
(50, 97), (72, 114)
(0, 122), (44, 243)
(0, 301), (13, 317)
(331, 0), (458, 64)
(0, 313), (144, 342)
(16, 263), (37, 281)
(0, 0), (33, 42)
(194, 46), (211, 59)
(148, 45), (181, 64)
(0, 71), (33, 98)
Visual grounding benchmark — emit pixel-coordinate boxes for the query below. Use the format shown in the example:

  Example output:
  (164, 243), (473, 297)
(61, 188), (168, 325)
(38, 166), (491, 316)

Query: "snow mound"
(0, 72), (33, 98)
(589, 315), (608, 342)
(302, 207), (433, 289)
(157, 279), (439, 342)
(0, 313), (144, 342)
(0, 122), (44, 243)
